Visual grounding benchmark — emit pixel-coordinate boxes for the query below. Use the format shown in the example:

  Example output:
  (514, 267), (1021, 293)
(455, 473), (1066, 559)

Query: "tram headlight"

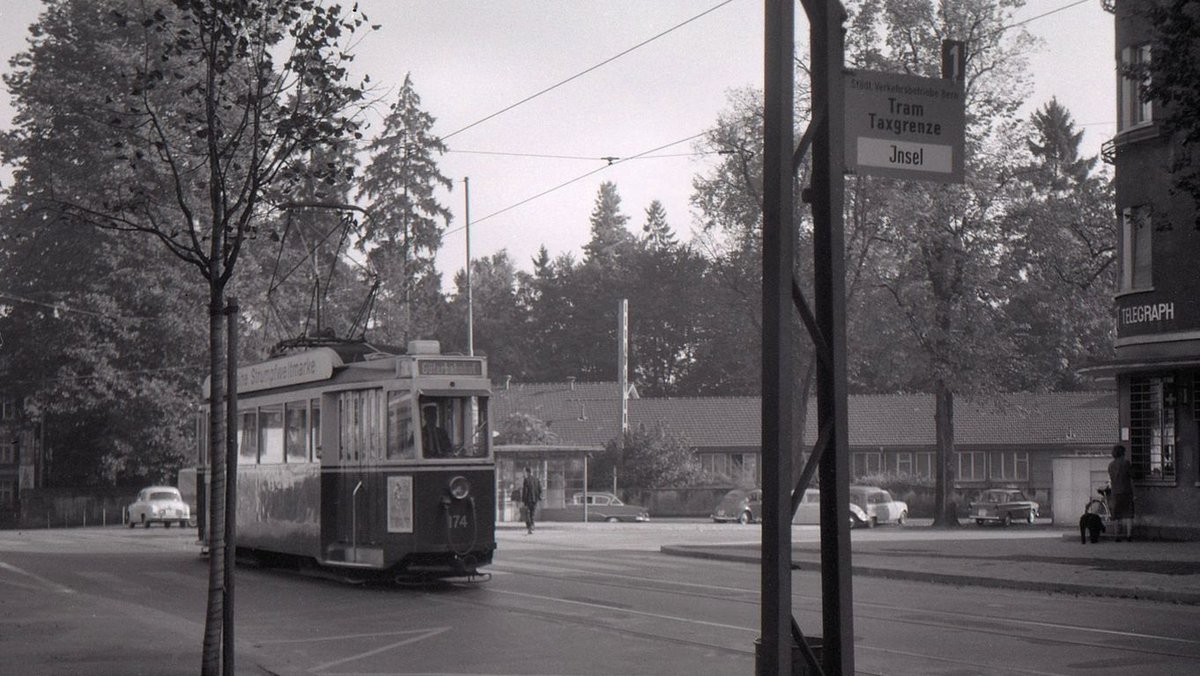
(448, 475), (471, 500)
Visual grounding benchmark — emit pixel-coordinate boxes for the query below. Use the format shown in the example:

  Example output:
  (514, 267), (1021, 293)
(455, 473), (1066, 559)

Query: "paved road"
(1, 522), (1197, 675)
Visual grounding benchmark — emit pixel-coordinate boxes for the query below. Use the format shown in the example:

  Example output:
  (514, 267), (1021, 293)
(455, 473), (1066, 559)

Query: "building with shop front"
(1083, 1), (1200, 539)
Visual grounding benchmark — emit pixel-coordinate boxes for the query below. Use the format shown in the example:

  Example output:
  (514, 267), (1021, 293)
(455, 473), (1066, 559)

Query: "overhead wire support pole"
(464, 177), (473, 356)
(759, 1), (797, 674)
(805, 0), (855, 673)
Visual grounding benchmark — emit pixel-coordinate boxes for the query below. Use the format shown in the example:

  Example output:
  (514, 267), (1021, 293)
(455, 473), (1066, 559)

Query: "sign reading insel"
(844, 70), (965, 183)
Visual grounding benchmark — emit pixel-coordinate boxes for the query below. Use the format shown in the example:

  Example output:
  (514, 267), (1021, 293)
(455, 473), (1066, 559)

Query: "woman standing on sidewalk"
(1108, 444), (1135, 541)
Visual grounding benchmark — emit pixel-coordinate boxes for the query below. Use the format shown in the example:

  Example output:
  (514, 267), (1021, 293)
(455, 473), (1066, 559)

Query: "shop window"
(0, 480), (13, 507)
(1, 399), (14, 420)
(1131, 377), (1176, 481)
(0, 442), (13, 464)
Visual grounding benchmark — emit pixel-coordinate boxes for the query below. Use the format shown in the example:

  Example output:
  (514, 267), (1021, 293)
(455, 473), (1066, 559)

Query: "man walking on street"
(521, 466), (542, 535)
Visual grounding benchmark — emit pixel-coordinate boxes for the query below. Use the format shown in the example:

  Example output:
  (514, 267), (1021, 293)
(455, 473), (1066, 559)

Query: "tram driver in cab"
(421, 404), (454, 457)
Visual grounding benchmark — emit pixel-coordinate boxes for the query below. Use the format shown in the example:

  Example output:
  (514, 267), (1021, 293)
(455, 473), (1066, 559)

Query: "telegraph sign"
(843, 70), (965, 183)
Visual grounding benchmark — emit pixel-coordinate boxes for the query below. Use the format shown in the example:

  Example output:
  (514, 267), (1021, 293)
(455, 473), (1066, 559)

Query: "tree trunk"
(931, 379), (959, 527)
(202, 297), (227, 675)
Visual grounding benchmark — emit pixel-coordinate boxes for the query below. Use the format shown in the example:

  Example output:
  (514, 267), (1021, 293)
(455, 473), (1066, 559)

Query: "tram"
(195, 340), (495, 579)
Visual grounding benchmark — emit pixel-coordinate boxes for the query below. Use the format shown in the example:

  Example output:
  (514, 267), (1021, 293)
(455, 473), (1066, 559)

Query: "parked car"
(127, 486), (190, 528)
(711, 488), (763, 524)
(793, 486), (908, 528)
(851, 486), (908, 527)
(538, 492), (650, 523)
(969, 488), (1039, 526)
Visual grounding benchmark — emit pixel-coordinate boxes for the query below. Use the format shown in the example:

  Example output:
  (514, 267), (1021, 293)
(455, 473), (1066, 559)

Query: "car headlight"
(448, 475), (471, 500)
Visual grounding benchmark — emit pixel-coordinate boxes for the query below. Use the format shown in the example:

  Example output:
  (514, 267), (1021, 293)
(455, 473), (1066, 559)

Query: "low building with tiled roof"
(491, 382), (1117, 520)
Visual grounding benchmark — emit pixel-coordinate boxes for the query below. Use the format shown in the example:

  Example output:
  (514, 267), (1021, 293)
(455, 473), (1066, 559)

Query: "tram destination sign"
(418, 359), (483, 377)
(844, 70), (965, 183)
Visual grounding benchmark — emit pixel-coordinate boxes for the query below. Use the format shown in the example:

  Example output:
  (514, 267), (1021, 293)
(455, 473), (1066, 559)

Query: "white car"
(792, 486), (908, 528)
(127, 486), (190, 528)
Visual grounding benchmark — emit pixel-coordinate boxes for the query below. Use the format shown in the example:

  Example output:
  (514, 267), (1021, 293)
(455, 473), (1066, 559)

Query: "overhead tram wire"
(442, 131), (707, 237)
(437, 0), (739, 143)
(439, 0), (1099, 238)
(1000, 0), (1091, 32)
(447, 148), (726, 161)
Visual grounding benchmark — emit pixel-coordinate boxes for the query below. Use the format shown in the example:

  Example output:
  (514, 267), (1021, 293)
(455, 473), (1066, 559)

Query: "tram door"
(321, 388), (387, 566)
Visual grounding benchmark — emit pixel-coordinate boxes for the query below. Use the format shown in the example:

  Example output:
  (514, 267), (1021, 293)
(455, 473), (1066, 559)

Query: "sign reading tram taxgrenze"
(844, 70), (965, 183)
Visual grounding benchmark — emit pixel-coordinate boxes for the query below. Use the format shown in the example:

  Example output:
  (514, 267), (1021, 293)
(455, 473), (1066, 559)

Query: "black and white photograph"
(1, 1), (1198, 675)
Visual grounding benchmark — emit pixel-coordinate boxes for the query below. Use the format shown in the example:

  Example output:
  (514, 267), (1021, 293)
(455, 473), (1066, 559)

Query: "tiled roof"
(491, 381), (1118, 450)
(491, 382), (629, 447)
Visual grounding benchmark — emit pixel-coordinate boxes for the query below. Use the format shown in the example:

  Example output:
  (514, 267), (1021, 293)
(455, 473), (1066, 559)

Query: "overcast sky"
(0, 1), (1115, 291)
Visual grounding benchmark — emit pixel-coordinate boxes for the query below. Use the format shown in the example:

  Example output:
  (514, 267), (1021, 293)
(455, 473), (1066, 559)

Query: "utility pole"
(464, 177), (474, 356)
(759, 2), (796, 672)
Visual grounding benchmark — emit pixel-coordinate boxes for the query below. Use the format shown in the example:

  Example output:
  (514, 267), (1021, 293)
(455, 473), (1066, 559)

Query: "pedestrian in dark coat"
(1108, 444), (1135, 541)
(521, 466), (542, 534)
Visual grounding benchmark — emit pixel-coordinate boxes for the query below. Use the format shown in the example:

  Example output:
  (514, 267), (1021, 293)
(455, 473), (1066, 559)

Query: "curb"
(659, 545), (1200, 606)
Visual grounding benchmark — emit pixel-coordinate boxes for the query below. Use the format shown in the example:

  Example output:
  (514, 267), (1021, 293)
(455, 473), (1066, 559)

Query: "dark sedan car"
(969, 488), (1039, 526)
(711, 488), (763, 524)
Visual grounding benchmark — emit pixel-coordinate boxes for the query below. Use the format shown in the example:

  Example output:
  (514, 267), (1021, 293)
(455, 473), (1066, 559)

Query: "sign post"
(844, 70), (965, 183)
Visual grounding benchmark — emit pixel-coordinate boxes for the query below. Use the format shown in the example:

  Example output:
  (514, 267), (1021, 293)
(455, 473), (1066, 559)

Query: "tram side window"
(387, 392), (415, 460)
(238, 411), (258, 464)
(259, 404), (284, 464)
(285, 401), (308, 463)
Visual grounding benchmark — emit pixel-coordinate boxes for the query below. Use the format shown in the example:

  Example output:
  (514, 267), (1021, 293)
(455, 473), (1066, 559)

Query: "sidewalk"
(661, 527), (1200, 605)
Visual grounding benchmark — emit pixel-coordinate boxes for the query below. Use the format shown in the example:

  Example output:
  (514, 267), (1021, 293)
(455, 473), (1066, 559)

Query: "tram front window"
(418, 395), (489, 459)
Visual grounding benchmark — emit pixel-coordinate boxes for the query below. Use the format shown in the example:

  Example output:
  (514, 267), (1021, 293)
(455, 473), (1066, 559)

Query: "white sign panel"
(387, 475), (414, 533)
(844, 70), (965, 183)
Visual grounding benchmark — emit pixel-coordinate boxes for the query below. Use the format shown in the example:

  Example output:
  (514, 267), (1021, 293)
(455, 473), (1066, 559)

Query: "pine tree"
(1026, 98), (1096, 191)
(357, 74), (453, 343)
(583, 181), (635, 264)
(640, 200), (678, 250)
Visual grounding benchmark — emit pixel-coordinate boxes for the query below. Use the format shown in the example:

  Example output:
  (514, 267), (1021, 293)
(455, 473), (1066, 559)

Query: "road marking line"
(259, 629), (449, 646)
(488, 587), (752, 632)
(0, 561), (75, 594)
(310, 627), (451, 673)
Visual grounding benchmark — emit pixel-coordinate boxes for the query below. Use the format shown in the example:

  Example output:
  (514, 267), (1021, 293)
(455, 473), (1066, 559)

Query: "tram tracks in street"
(486, 554), (1200, 671)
